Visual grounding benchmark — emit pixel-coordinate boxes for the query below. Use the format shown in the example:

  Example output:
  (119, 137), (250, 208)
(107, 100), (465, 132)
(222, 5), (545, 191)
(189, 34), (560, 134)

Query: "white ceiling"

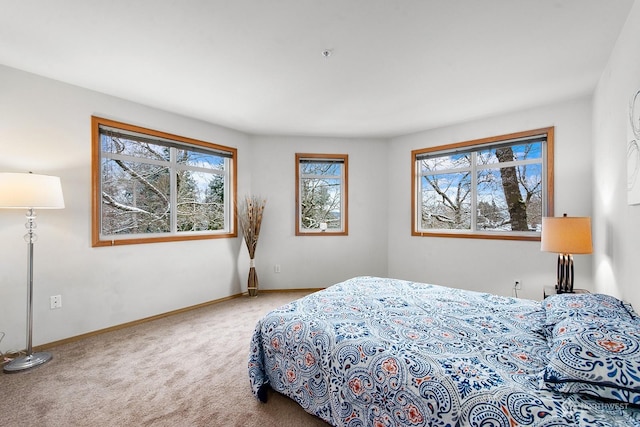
(0, 1), (634, 138)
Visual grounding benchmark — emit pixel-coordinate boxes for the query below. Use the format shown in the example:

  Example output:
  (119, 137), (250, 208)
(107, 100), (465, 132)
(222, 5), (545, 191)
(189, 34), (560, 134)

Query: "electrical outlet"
(274, 264), (281, 273)
(50, 295), (62, 309)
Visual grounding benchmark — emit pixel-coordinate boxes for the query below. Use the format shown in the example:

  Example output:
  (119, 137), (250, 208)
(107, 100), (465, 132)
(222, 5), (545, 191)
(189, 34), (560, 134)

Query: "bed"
(248, 276), (640, 426)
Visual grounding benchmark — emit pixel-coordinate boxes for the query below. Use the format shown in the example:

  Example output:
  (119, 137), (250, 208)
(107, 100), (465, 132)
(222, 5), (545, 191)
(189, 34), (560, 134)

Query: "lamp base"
(3, 352), (52, 373)
(556, 253), (575, 293)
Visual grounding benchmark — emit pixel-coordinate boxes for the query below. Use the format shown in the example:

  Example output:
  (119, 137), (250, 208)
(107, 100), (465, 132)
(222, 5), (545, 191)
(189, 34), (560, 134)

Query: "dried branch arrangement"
(238, 195), (267, 260)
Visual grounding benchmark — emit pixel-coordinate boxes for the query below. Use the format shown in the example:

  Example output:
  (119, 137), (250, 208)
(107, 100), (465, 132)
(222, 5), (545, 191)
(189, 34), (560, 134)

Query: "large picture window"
(92, 116), (237, 246)
(412, 127), (554, 240)
(296, 153), (348, 235)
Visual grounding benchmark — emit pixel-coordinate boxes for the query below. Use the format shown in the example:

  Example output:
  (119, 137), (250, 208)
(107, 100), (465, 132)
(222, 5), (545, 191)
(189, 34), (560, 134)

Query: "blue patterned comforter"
(248, 277), (640, 426)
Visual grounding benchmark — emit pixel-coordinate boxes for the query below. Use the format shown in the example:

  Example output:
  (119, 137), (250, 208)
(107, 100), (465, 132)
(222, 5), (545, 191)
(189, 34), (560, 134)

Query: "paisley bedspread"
(248, 276), (640, 426)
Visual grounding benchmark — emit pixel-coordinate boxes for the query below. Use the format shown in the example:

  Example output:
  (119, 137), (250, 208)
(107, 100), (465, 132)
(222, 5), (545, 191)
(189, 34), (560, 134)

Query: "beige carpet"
(0, 291), (331, 427)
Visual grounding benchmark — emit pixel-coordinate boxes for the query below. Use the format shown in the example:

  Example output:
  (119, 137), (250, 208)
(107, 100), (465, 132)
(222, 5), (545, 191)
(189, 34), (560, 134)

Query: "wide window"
(296, 153), (348, 235)
(412, 127), (554, 240)
(92, 116), (236, 246)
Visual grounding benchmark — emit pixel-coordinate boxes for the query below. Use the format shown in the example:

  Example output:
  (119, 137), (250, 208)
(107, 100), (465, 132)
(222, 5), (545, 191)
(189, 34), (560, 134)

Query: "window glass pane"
(177, 171), (225, 231)
(420, 173), (471, 229)
(476, 168), (509, 231)
(521, 163), (544, 231)
(477, 142), (542, 165)
(101, 159), (170, 234)
(477, 163), (543, 232)
(421, 153), (471, 173)
(300, 177), (341, 230)
(176, 148), (225, 170)
(102, 134), (169, 161)
(301, 161), (341, 176)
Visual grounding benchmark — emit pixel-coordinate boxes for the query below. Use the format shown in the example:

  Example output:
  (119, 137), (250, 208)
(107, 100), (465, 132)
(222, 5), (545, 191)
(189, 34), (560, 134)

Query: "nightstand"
(543, 285), (590, 299)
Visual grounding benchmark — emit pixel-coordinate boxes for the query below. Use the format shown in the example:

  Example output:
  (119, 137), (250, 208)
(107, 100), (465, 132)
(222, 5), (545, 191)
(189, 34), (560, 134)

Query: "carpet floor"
(0, 291), (331, 427)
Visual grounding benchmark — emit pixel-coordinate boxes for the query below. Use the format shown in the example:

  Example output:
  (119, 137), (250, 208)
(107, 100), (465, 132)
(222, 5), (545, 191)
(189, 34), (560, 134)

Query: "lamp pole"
(4, 208), (53, 372)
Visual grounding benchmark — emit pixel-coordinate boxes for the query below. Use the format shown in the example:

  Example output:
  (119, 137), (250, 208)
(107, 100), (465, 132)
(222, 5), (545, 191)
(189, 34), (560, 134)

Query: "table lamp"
(541, 214), (592, 293)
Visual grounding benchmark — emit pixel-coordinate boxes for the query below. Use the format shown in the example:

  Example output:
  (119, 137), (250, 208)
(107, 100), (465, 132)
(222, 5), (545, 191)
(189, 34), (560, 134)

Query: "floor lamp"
(0, 172), (64, 372)
(541, 214), (593, 293)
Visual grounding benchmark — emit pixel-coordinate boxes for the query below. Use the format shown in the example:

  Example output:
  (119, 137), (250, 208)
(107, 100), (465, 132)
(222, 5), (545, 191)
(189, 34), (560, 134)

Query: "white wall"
(592, 0), (640, 311)
(0, 65), (251, 352)
(247, 135), (389, 289)
(3, 18), (630, 352)
(387, 97), (594, 300)
(0, 65), (390, 353)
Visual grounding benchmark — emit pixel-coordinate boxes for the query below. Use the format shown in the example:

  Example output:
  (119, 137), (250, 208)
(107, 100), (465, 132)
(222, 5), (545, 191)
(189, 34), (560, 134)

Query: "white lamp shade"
(541, 216), (592, 254)
(0, 173), (65, 209)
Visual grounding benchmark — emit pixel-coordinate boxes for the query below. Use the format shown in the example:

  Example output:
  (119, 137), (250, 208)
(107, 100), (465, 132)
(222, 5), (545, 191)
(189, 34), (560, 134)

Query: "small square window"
(296, 153), (348, 235)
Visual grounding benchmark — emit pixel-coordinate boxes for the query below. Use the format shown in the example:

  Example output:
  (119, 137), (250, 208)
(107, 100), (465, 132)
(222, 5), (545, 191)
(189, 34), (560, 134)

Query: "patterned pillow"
(623, 300), (640, 323)
(543, 293), (639, 337)
(541, 318), (640, 406)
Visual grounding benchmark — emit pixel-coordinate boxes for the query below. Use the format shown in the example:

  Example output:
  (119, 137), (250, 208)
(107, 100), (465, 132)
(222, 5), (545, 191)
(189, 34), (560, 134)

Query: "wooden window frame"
(295, 153), (349, 236)
(91, 116), (237, 247)
(411, 127), (554, 241)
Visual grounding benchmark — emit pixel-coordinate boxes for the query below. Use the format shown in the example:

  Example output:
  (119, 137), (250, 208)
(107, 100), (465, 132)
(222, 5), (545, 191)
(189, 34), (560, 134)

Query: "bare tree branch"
(102, 192), (167, 221)
(112, 159), (169, 205)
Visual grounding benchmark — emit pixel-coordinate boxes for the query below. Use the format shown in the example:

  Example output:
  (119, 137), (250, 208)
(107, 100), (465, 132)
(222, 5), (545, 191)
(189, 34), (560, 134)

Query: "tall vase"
(248, 259), (258, 297)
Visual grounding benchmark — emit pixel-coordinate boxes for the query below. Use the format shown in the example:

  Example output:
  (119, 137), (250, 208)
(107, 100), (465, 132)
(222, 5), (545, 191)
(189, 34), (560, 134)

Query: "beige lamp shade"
(541, 215), (592, 254)
(0, 172), (65, 209)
